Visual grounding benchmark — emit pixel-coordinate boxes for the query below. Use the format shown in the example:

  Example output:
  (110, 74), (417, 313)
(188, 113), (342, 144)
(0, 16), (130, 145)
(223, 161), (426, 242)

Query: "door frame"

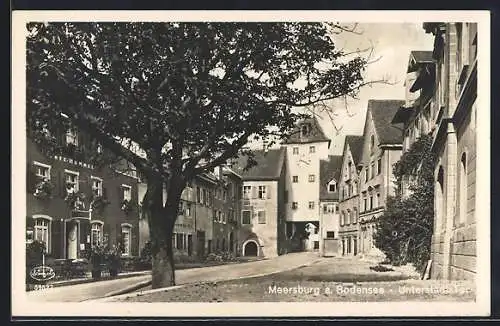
(65, 218), (84, 259)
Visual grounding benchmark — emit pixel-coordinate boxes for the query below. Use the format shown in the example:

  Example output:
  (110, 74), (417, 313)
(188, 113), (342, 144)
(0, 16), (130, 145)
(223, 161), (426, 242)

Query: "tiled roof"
(319, 155), (342, 201)
(232, 147), (286, 181)
(368, 99), (406, 145)
(282, 116), (331, 146)
(344, 135), (364, 166)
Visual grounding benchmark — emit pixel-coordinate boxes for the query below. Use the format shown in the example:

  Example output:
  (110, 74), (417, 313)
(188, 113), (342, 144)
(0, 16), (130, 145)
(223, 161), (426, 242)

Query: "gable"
(359, 109), (379, 166)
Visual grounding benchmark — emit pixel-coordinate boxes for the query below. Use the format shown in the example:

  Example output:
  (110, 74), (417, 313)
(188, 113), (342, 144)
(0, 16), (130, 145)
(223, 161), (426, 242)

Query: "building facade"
(211, 167), (242, 256)
(392, 50), (436, 198)
(233, 148), (289, 257)
(318, 155), (342, 256)
(338, 135), (364, 257)
(27, 132), (141, 260)
(424, 22), (477, 280)
(358, 99), (405, 257)
(138, 169), (241, 259)
(282, 117), (331, 252)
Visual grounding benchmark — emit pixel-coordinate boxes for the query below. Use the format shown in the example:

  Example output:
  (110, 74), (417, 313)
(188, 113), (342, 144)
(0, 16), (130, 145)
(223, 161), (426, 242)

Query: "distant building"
(338, 135), (364, 257)
(138, 170), (240, 259)
(318, 155), (342, 256)
(282, 116), (331, 252)
(424, 22), (477, 280)
(358, 99), (405, 257)
(233, 147), (288, 257)
(212, 166), (243, 256)
(27, 130), (140, 260)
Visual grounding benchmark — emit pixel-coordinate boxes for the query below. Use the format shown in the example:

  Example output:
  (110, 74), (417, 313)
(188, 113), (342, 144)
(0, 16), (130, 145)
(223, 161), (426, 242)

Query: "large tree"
(27, 22), (372, 288)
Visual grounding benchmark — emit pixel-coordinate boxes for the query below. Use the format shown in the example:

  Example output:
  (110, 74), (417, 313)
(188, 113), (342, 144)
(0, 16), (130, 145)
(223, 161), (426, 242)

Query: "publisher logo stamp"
(29, 265), (55, 283)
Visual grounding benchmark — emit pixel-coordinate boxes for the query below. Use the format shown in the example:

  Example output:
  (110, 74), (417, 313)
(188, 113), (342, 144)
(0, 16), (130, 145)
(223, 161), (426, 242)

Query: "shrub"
(205, 251), (237, 263)
(26, 241), (46, 283)
(374, 134), (436, 273)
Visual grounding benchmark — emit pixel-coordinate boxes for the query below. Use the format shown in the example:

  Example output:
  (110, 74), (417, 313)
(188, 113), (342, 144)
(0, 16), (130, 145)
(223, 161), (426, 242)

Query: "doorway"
(243, 240), (258, 256)
(196, 231), (205, 257)
(187, 234), (193, 256)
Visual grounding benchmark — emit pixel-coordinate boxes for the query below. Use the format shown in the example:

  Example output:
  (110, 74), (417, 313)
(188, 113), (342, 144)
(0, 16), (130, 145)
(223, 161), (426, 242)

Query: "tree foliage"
(27, 22), (371, 287)
(374, 134), (437, 272)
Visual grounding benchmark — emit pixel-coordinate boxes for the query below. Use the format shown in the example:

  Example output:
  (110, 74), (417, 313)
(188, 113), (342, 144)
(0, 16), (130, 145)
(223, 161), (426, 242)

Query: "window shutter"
(118, 186), (124, 202)
(266, 186), (271, 199)
(60, 171), (66, 198)
(252, 186), (257, 199)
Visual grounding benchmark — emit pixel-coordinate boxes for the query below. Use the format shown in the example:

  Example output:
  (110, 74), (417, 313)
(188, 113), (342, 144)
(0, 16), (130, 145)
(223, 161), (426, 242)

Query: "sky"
(249, 23), (435, 155)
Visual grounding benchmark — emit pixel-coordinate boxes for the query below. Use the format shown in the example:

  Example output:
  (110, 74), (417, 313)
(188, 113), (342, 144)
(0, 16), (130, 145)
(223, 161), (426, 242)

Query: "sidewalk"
(25, 252), (319, 302)
(27, 258), (267, 291)
(28, 270), (152, 290)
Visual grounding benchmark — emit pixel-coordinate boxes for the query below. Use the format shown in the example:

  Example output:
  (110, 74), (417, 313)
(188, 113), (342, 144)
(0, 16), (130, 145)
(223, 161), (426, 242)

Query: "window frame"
(122, 184), (132, 202)
(65, 128), (79, 146)
(91, 176), (103, 197)
(33, 161), (51, 180)
(90, 221), (104, 247)
(257, 210), (266, 224)
(308, 174), (315, 183)
(292, 147), (299, 155)
(309, 145), (315, 153)
(64, 169), (80, 193)
(308, 201), (315, 210)
(258, 185), (267, 199)
(242, 185), (251, 200)
(292, 175), (298, 183)
(241, 210), (252, 225)
(32, 215), (52, 253)
(120, 223), (132, 256)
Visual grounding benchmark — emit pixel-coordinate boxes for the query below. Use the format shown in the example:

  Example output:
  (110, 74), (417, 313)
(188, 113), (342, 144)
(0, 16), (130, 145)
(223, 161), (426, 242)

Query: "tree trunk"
(144, 172), (186, 289)
(151, 233), (175, 288)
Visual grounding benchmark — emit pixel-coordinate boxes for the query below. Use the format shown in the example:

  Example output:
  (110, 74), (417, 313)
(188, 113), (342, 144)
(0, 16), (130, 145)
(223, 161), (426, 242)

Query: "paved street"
(25, 252), (319, 302)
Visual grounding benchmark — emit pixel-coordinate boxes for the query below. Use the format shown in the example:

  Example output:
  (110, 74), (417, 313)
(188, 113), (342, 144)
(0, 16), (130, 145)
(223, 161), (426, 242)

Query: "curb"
(90, 256), (321, 302)
(30, 271), (152, 290)
(100, 279), (153, 298)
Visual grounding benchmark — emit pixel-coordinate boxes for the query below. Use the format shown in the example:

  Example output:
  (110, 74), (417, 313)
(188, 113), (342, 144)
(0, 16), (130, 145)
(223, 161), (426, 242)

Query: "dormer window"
(301, 123), (310, 137)
(66, 128), (78, 146)
(327, 179), (337, 193)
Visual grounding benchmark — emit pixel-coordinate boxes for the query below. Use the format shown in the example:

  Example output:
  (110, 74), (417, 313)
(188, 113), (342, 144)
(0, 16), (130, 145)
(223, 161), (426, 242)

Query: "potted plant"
(65, 189), (86, 211)
(86, 244), (106, 280)
(106, 245), (122, 277)
(33, 178), (54, 200)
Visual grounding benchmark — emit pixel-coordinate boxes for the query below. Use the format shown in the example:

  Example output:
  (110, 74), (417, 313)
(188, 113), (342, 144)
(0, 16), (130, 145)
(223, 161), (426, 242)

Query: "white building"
(282, 117), (332, 252)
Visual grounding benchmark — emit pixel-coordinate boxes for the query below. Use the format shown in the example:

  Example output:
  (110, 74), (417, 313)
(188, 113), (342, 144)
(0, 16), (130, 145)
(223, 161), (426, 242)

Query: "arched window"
(32, 215), (52, 253)
(459, 153), (467, 224)
(346, 209), (351, 225)
(91, 221), (104, 246)
(340, 211), (345, 226)
(353, 207), (358, 224)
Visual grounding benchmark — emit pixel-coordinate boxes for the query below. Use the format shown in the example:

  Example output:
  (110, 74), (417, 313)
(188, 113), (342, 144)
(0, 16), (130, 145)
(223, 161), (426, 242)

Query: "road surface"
(24, 252), (319, 302)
